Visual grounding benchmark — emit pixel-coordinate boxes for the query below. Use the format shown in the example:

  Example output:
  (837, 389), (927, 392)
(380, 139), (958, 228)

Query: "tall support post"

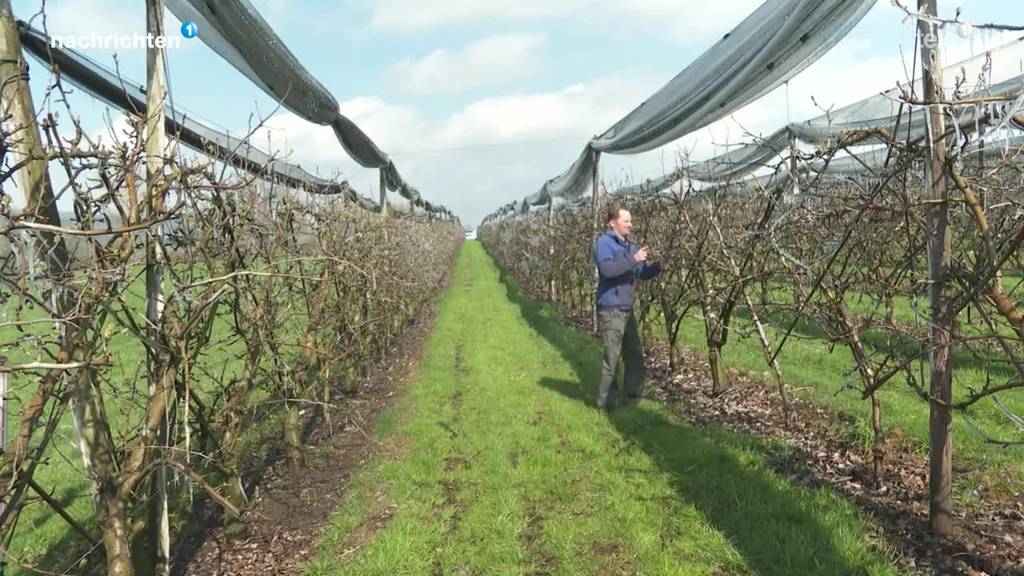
(0, 356), (6, 576)
(0, 0), (74, 553)
(788, 133), (800, 202)
(0, 359), (7, 452)
(379, 168), (388, 219)
(144, 0), (171, 572)
(591, 149), (601, 332)
(978, 125), (987, 209)
(547, 199), (555, 301)
(0, 0), (69, 277)
(918, 0), (954, 538)
(3, 6), (144, 571)
(591, 150), (601, 233)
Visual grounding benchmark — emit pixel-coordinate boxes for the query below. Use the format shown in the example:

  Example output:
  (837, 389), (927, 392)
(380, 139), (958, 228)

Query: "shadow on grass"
(736, 306), (1014, 381)
(494, 255), (882, 576)
(17, 484), (103, 575)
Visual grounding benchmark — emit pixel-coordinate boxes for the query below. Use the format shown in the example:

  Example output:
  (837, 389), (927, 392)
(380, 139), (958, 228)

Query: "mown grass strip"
(306, 242), (901, 576)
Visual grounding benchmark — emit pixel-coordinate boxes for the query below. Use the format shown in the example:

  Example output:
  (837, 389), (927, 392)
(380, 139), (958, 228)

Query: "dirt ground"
(173, 305), (438, 576)
(644, 344), (1024, 576)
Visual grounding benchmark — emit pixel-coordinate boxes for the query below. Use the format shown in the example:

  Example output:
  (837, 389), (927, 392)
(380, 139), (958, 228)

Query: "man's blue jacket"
(593, 231), (661, 310)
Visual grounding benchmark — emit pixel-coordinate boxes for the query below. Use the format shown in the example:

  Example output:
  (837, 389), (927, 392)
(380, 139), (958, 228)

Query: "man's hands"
(633, 246), (650, 264)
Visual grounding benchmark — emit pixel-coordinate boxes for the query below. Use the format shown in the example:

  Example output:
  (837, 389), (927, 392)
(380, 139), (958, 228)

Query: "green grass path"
(305, 242), (901, 575)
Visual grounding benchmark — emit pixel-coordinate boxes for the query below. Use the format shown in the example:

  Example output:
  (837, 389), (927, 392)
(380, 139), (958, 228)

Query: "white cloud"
(434, 75), (654, 146)
(338, 97), (428, 149)
(257, 73), (656, 159)
(389, 34), (546, 94)
(254, 114), (345, 172)
(243, 74), (659, 222)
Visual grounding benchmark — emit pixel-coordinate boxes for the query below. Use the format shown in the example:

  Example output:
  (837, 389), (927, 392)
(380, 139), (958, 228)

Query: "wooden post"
(788, 133), (800, 202)
(379, 168), (388, 219)
(548, 199), (555, 301)
(0, 0), (73, 549)
(918, 0), (954, 538)
(0, 356), (5, 576)
(591, 149), (601, 332)
(145, 0), (171, 572)
(0, 358), (7, 452)
(591, 149), (601, 234)
(0, 0), (69, 279)
(978, 125), (986, 209)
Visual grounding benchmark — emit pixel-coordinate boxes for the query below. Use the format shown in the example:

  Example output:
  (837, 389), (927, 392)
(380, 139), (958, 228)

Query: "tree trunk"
(833, 291), (887, 487)
(708, 342), (728, 396)
(221, 356), (254, 533)
(221, 431), (248, 535)
(661, 298), (680, 371)
(641, 317), (653, 356)
(745, 294), (789, 423)
(343, 363), (359, 395)
(137, 365), (174, 576)
(321, 363), (333, 428)
(99, 490), (134, 576)
(870, 391), (885, 485)
(284, 403), (304, 472)
(69, 355), (135, 573)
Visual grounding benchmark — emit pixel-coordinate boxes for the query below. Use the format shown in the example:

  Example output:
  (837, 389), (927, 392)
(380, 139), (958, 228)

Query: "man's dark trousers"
(597, 308), (644, 409)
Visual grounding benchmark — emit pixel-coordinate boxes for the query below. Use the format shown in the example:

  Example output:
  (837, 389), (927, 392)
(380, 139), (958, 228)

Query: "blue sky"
(11, 0), (1022, 224)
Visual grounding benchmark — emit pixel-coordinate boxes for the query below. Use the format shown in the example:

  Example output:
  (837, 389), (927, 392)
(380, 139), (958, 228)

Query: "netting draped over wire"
(514, 0), (879, 211)
(486, 1), (1024, 224)
(18, 5), (454, 218)
(683, 36), (1024, 182)
(163, 0), (433, 210)
(18, 22), (385, 210)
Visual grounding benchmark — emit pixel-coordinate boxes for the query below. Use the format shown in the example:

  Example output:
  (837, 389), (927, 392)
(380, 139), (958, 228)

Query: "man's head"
(606, 203), (633, 238)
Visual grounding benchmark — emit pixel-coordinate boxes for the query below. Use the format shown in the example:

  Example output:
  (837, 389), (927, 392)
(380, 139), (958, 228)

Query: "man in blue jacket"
(593, 203), (661, 410)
